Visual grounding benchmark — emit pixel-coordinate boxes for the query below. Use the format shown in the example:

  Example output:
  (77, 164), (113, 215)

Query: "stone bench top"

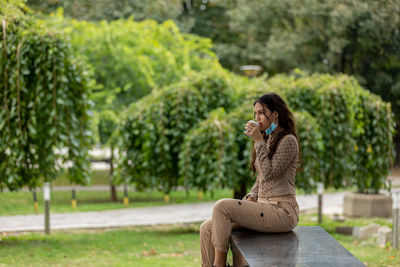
(231, 226), (365, 267)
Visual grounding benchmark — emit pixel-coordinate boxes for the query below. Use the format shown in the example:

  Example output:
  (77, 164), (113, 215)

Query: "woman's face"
(254, 102), (277, 131)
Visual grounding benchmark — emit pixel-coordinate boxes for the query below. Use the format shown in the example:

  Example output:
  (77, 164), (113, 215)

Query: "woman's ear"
(274, 111), (279, 121)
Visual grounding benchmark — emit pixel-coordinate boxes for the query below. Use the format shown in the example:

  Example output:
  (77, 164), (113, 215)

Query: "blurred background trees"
(39, 10), (218, 200)
(0, 1), (92, 190)
(26, 0), (400, 163)
(1, 0), (397, 198)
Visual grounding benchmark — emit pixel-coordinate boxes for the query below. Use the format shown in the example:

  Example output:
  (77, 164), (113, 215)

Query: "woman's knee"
(213, 198), (232, 212)
(200, 219), (212, 235)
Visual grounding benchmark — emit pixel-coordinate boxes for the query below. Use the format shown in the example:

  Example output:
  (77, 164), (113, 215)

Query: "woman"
(200, 93), (301, 267)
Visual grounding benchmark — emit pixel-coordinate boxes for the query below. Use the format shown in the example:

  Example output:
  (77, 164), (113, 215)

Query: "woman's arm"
(250, 176), (259, 195)
(243, 175), (259, 201)
(254, 135), (298, 182)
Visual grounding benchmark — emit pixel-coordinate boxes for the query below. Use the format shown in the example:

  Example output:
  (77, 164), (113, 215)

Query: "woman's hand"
(245, 122), (264, 143)
(247, 197), (256, 202)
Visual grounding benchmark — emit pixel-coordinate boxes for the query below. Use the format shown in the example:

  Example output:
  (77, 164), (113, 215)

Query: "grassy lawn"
(1, 169), (235, 216)
(0, 186), (356, 216)
(0, 225), (202, 267)
(0, 188), (233, 216)
(1, 215), (399, 266)
(0, 169), (361, 216)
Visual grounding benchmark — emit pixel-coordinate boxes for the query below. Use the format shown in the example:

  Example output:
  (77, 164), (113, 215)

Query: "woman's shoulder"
(279, 134), (298, 147)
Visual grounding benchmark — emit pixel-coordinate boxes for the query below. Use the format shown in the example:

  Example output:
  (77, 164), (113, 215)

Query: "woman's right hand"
(247, 197), (256, 202)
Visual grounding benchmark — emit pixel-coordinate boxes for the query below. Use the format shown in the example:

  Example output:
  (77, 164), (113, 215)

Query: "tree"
(41, 13), (220, 200)
(0, 1), (92, 191)
(218, 0), (400, 162)
(119, 68), (237, 195)
(27, 0), (182, 22)
(179, 71), (395, 196)
(26, 0), (400, 120)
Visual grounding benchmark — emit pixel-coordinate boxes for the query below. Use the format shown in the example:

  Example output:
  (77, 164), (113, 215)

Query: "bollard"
(123, 184), (129, 206)
(197, 191), (203, 200)
(33, 190), (39, 213)
(164, 194), (170, 203)
(393, 192), (399, 250)
(43, 182), (51, 234)
(71, 189), (77, 209)
(317, 182), (324, 224)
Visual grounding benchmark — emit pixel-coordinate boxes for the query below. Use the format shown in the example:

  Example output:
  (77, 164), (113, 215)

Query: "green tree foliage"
(37, 11), (226, 200)
(353, 93), (396, 193)
(47, 13), (217, 106)
(27, 0), (182, 22)
(293, 111), (324, 193)
(119, 68), (239, 194)
(178, 90), (325, 196)
(43, 13), (218, 144)
(25, 1), (400, 119)
(179, 72), (394, 194)
(179, 108), (239, 194)
(22, 0), (397, 194)
(276, 70), (395, 193)
(218, 0), (400, 119)
(0, 3), (92, 190)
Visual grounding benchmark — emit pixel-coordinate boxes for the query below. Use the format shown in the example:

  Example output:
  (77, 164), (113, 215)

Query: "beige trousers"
(200, 195), (299, 267)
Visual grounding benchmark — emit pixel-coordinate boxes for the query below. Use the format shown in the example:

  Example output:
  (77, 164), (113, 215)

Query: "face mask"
(265, 121), (278, 135)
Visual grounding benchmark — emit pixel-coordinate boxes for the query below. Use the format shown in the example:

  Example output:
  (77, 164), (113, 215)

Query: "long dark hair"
(250, 93), (302, 173)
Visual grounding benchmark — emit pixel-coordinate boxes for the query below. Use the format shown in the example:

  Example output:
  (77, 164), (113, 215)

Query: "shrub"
(0, 12), (92, 190)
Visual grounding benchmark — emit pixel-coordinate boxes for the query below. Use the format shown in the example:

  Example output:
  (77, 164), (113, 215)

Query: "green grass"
(1, 168), (357, 216)
(1, 215), (399, 266)
(0, 224), (202, 267)
(0, 185), (352, 216)
(0, 188), (233, 216)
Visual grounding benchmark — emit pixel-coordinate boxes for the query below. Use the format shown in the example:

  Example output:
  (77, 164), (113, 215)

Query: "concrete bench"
(230, 226), (365, 267)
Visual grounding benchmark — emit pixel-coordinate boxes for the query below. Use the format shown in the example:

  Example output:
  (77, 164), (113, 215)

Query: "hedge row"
(276, 70), (395, 193)
(120, 69), (395, 195)
(118, 67), (250, 193)
(0, 16), (92, 190)
(179, 96), (325, 195)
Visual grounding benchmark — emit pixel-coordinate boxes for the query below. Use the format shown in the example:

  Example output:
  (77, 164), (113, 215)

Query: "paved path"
(0, 192), (348, 233)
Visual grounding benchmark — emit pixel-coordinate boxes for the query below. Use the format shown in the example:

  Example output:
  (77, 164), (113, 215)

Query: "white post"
(43, 182), (51, 234)
(393, 192), (399, 249)
(317, 182), (324, 224)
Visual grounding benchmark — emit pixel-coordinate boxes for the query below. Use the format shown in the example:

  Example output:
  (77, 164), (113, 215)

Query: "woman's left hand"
(245, 122), (264, 142)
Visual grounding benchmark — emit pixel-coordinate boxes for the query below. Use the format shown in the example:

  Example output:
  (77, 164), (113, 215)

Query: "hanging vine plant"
(0, 9), (93, 190)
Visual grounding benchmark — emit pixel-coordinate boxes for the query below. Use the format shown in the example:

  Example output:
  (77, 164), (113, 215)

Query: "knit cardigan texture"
(249, 126), (299, 198)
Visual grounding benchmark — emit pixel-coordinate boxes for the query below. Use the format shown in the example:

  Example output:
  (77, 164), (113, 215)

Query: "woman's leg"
(215, 223), (249, 267)
(214, 249), (227, 267)
(210, 198), (280, 266)
(209, 198), (293, 266)
(200, 218), (215, 267)
(201, 219), (245, 266)
(211, 199), (233, 267)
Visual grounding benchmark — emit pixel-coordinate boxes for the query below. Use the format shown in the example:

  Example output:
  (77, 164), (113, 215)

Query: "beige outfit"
(200, 127), (300, 267)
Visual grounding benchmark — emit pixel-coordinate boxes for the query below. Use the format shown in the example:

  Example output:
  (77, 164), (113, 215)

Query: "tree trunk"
(337, 52), (345, 73)
(110, 144), (117, 202)
(394, 124), (400, 166)
(233, 182), (247, 200)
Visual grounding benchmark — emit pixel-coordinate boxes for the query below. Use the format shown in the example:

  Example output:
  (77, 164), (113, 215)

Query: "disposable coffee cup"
(245, 120), (259, 137)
